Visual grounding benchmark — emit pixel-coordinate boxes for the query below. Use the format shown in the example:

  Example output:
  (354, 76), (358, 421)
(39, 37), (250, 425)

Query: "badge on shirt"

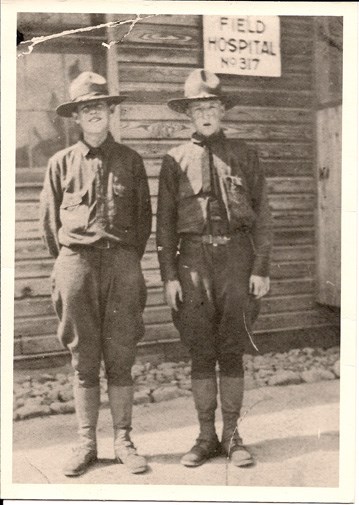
(225, 175), (243, 187)
(112, 176), (126, 197)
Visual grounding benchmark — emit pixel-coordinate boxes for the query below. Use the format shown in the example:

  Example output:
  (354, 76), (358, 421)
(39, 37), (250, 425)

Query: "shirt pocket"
(60, 189), (90, 234)
(224, 175), (256, 228)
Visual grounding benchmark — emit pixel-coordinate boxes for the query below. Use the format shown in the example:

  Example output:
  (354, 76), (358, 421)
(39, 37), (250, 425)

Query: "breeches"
(173, 235), (260, 379)
(51, 245), (146, 387)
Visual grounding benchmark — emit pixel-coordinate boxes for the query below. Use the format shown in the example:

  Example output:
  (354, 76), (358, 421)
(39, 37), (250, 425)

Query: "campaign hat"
(56, 71), (127, 117)
(167, 69), (239, 114)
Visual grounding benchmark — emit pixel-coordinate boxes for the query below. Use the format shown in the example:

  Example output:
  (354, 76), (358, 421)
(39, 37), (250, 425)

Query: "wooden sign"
(203, 16), (281, 77)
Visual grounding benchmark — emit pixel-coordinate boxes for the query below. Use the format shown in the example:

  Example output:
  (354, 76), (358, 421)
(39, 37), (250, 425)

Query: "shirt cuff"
(160, 263), (178, 283)
(252, 255), (270, 278)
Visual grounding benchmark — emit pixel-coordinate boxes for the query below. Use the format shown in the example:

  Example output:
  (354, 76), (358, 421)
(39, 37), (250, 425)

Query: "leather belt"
(182, 234), (231, 246)
(92, 238), (117, 249)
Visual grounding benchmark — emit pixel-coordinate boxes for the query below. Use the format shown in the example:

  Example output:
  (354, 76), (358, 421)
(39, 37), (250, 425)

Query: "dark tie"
(88, 147), (107, 228)
(192, 132), (229, 234)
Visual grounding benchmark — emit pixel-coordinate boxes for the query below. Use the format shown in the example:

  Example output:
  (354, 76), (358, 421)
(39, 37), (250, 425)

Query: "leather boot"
(181, 378), (221, 467)
(108, 385), (148, 474)
(63, 385), (100, 477)
(220, 376), (253, 467)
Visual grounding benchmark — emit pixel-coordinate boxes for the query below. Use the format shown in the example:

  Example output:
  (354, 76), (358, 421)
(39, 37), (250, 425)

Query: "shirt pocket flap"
(61, 191), (85, 209)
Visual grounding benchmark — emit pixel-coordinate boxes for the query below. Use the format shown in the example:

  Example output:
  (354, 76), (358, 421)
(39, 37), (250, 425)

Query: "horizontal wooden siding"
(14, 15), (339, 361)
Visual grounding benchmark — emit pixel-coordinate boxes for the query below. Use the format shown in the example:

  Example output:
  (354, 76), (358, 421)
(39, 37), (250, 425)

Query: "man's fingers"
(258, 285), (264, 298)
(170, 291), (178, 311)
(249, 276), (270, 299)
(249, 279), (255, 295)
(256, 282), (269, 299)
(165, 282), (182, 311)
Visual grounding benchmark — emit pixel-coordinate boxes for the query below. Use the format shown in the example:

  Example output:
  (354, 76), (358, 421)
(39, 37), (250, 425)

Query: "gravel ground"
(13, 346), (340, 421)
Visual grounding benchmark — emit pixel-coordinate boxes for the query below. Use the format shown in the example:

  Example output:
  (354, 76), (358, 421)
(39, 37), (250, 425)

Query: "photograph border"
(1, 1), (357, 502)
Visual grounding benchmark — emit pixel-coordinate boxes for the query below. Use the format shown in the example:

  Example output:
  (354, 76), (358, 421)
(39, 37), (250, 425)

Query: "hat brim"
(56, 95), (128, 118)
(167, 94), (239, 114)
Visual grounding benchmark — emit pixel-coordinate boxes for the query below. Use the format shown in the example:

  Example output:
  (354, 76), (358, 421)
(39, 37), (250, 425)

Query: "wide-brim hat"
(56, 71), (127, 118)
(167, 69), (239, 114)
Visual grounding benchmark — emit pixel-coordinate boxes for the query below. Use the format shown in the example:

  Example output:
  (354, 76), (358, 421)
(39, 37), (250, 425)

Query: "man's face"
(187, 99), (225, 137)
(73, 100), (113, 135)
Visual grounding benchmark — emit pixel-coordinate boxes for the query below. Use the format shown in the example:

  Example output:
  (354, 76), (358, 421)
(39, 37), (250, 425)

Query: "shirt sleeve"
(156, 154), (180, 283)
(39, 157), (62, 258)
(248, 148), (273, 278)
(135, 154), (152, 259)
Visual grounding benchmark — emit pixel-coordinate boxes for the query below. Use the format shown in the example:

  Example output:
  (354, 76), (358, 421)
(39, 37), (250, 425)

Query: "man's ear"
(109, 104), (116, 114)
(72, 111), (80, 124)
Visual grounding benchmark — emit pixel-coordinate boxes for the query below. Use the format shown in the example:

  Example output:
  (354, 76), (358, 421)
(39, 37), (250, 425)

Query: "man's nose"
(202, 110), (212, 119)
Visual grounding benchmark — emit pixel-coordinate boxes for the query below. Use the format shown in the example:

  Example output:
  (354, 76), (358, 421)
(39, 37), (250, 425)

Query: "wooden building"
(15, 13), (341, 366)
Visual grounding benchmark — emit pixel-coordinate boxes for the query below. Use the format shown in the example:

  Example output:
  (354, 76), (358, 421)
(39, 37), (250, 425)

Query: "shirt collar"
(77, 133), (116, 157)
(191, 129), (226, 147)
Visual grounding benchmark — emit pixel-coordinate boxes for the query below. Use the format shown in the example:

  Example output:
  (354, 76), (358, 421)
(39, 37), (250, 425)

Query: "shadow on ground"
(249, 430), (339, 463)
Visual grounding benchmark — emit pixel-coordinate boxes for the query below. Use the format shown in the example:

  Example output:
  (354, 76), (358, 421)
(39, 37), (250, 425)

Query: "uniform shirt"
(156, 130), (273, 282)
(40, 133), (152, 258)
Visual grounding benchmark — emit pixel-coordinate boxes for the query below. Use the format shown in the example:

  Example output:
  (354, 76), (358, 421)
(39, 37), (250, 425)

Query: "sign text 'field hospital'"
(203, 16), (281, 77)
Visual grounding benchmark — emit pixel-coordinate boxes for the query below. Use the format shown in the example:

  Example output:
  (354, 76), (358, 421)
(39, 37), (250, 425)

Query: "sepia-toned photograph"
(1, 1), (357, 502)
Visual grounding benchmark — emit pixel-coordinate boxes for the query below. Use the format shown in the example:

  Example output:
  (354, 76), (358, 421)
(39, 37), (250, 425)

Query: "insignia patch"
(113, 181), (126, 196)
(226, 175), (243, 187)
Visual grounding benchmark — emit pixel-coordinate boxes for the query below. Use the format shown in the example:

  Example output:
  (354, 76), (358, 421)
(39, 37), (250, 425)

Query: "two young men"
(40, 68), (272, 476)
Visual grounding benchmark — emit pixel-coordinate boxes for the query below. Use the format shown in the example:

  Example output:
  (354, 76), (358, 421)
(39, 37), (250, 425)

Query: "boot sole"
(129, 467), (148, 474)
(181, 459), (208, 467)
(64, 469), (86, 477)
(115, 457), (148, 474)
(230, 457), (254, 467)
(181, 449), (221, 467)
(63, 457), (98, 477)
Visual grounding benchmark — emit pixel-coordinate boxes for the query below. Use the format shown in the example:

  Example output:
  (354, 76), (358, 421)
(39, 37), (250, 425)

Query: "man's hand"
(249, 275), (270, 299)
(164, 279), (183, 311)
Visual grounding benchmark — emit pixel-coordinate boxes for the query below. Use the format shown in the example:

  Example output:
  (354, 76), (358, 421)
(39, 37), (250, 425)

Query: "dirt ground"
(11, 380), (339, 490)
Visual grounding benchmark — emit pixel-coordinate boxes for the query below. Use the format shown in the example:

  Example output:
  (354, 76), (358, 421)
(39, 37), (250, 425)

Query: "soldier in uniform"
(156, 69), (272, 468)
(40, 72), (152, 476)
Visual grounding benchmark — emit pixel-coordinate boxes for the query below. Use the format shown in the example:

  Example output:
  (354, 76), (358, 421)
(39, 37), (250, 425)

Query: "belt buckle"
(214, 235), (230, 246)
(95, 239), (112, 249)
(203, 235), (230, 246)
(201, 235), (213, 245)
